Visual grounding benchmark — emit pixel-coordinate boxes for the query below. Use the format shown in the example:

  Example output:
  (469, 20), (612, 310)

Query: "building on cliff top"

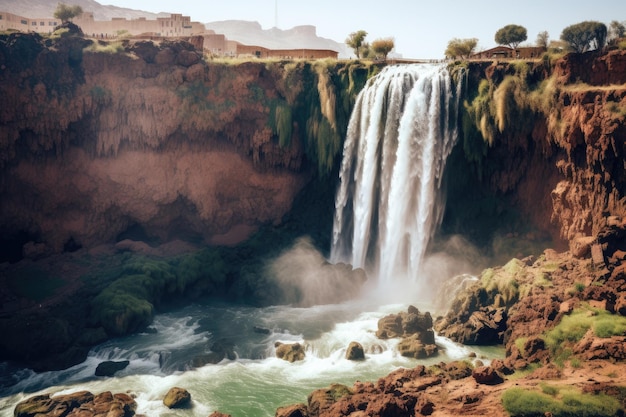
(0, 11), (205, 37)
(0, 11), (339, 60)
(0, 12), (60, 33)
(75, 12), (206, 38)
(471, 45), (546, 60)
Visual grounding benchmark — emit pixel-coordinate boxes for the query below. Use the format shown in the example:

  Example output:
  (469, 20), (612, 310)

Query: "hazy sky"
(102, 0), (625, 58)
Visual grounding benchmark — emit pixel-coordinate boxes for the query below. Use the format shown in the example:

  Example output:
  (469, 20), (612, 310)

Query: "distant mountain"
(0, 0), (166, 20)
(0, 0), (349, 57)
(204, 21), (350, 58)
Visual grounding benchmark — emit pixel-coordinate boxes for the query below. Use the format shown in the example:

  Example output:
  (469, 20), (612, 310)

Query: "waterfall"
(331, 64), (463, 284)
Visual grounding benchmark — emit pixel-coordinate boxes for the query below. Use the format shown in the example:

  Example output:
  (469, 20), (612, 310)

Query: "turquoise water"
(0, 298), (503, 417)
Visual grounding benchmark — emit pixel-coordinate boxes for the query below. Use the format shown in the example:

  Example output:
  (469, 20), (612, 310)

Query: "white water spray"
(331, 64), (463, 284)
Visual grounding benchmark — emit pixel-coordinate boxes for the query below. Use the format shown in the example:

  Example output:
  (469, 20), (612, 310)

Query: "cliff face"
(450, 51), (626, 250)
(2, 30), (624, 264)
(0, 31), (370, 260)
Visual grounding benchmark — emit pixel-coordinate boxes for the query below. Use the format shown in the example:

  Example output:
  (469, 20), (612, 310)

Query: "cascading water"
(0, 64), (483, 417)
(331, 64), (463, 284)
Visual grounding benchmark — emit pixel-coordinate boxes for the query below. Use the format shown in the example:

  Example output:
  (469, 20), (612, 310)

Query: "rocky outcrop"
(435, 217), (626, 375)
(377, 306), (438, 359)
(274, 364), (500, 417)
(15, 391), (136, 417)
(553, 49), (626, 86)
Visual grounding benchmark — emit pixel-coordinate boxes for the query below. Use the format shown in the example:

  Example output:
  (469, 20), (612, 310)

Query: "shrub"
(87, 249), (228, 335)
(84, 40), (125, 54)
(592, 311), (626, 338)
(91, 290), (154, 335)
(49, 28), (70, 39)
(478, 258), (523, 307)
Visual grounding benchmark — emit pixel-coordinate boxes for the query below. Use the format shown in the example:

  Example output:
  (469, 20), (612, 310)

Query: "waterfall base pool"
(0, 299), (503, 417)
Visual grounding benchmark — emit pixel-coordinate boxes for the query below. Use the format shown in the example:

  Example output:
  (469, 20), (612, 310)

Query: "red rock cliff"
(459, 51), (626, 248)
(0, 32), (368, 258)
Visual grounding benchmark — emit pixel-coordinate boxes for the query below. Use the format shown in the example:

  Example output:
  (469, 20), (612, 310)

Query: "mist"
(267, 237), (367, 307)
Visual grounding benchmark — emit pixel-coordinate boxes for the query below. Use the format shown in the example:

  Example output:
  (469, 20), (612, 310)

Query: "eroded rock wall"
(454, 51), (626, 249)
(0, 32), (369, 258)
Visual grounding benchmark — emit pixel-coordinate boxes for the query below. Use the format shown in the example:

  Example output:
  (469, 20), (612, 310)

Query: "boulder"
(208, 412), (233, 417)
(275, 342), (306, 362)
(574, 332), (626, 360)
(570, 236), (595, 258)
(376, 314), (403, 339)
(275, 403), (308, 417)
(437, 307), (506, 345)
(472, 366), (504, 385)
(523, 336), (550, 363)
(163, 387), (191, 409)
(376, 306), (433, 339)
(528, 363), (562, 380)
(397, 334), (438, 359)
(345, 341), (365, 361)
(403, 311), (433, 335)
(95, 360), (130, 377)
(307, 384), (352, 416)
(490, 358), (514, 375)
(442, 360), (474, 380)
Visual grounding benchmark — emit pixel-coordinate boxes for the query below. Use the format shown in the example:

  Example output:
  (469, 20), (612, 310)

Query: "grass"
(502, 387), (622, 417)
(543, 305), (626, 365)
(507, 363), (541, 380)
(84, 40), (126, 54)
(479, 258), (523, 307)
(514, 337), (528, 355)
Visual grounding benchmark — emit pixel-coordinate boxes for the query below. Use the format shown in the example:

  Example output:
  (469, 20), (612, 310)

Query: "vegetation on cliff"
(443, 49), (626, 248)
(262, 59), (379, 175)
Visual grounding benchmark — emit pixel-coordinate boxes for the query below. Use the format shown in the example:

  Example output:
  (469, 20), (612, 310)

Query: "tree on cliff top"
(346, 30), (368, 58)
(495, 24), (527, 49)
(561, 21), (607, 53)
(609, 20), (626, 42)
(371, 38), (395, 60)
(536, 31), (549, 49)
(54, 3), (83, 23)
(444, 38), (478, 59)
